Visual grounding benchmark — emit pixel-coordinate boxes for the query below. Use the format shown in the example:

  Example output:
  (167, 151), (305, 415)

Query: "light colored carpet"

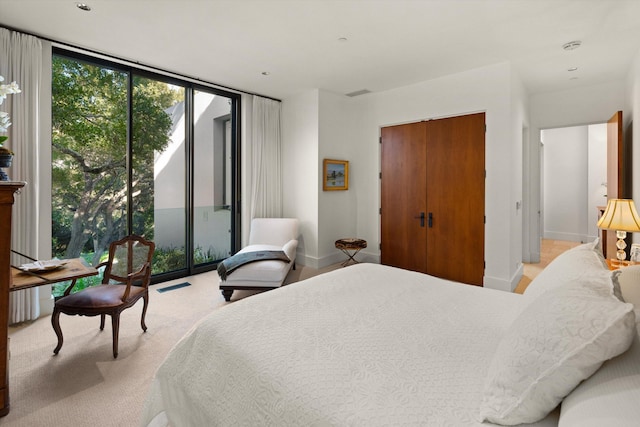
(2, 263), (340, 427)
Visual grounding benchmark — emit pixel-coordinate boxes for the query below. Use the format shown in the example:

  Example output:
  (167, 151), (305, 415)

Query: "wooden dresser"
(0, 181), (25, 417)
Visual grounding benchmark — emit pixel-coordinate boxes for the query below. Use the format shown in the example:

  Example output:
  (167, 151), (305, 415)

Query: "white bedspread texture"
(141, 263), (557, 426)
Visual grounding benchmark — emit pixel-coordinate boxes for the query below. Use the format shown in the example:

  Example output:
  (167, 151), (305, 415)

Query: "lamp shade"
(597, 199), (640, 232)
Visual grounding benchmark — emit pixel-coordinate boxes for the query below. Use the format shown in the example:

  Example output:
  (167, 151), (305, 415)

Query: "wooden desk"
(3, 258), (97, 418)
(1, 182), (25, 417)
(10, 258), (98, 293)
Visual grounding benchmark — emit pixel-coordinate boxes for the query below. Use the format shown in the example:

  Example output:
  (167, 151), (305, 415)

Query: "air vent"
(345, 89), (371, 97)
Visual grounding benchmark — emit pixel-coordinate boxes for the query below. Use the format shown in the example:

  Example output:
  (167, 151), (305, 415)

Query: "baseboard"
(510, 263), (524, 292)
(483, 274), (515, 292)
(543, 231), (588, 243)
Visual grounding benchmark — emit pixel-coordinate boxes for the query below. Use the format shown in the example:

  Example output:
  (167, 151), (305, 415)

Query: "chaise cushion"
(223, 244), (292, 284)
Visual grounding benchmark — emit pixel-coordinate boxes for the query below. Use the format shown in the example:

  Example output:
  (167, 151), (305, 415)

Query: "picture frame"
(323, 159), (349, 191)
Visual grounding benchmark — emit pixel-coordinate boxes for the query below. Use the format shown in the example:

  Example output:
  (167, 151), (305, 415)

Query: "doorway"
(540, 123), (607, 244)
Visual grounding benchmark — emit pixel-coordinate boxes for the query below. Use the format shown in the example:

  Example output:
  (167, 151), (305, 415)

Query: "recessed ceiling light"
(562, 40), (582, 51)
(338, 37), (348, 42)
(76, 3), (91, 11)
(568, 67), (578, 72)
(261, 71), (270, 76)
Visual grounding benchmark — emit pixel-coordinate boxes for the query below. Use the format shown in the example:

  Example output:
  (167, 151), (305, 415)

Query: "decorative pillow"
(480, 285), (636, 425)
(523, 241), (621, 301)
(558, 314), (640, 426)
(569, 237), (607, 266)
(617, 265), (640, 306)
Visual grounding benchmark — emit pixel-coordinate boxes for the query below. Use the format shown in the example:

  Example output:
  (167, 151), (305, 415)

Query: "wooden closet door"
(425, 113), (485, 286)
(380, 122), (428, 273)
(380, 113), (485, 285)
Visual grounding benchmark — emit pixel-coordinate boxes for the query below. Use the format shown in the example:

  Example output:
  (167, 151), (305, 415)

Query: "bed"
(141, 240), (640, 426)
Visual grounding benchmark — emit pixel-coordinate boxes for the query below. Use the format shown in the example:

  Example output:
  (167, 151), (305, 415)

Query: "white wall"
(281, 53), (640, 290)
(542, 126), (589, 241)
(282, 90), (320, 266)
(282, 62), (527, 290)
(628, 49), (640, 247)
(587, 124), (608, 238)
(353, 62), (521, 291)
(509, 68), (528, 283)
(317, 90), (360, 265)
(526, 80), (628, 262)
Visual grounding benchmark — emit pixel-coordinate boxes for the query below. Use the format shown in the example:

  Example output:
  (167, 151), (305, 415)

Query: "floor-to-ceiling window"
(191, 89), (235, 269)
(50, 49), (239, 295)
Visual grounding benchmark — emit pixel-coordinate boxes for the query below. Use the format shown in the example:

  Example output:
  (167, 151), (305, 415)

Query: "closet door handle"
(428, 212), (433, 228)
(414, 212), (425, 227)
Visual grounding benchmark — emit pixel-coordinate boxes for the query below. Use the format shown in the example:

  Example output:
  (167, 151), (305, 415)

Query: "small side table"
(335, 238), (367, 267)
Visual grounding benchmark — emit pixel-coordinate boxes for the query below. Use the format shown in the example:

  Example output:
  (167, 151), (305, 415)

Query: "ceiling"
(1, 0), (640, 100)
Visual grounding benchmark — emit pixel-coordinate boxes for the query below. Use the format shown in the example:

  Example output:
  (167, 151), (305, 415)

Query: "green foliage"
(194, 246), (227, 264)
(147, 246), (226, 274)
(51, 55), (183, 262)
(152, 246), (187, 273)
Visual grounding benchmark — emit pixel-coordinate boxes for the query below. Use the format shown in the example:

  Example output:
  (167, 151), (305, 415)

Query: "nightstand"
(605, 259), (639, 270)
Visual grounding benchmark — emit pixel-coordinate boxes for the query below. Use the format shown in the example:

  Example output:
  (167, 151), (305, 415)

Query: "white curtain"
(250, 96), (282, 219)
(1, 29), (47, 323)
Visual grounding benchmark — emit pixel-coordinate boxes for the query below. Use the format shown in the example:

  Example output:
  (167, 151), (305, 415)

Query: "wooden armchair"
(51, 234), (155, 358)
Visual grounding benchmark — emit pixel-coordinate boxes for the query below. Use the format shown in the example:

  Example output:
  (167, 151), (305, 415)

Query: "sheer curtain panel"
(250, 96), (282, 219)
(1, 28), (48, 323)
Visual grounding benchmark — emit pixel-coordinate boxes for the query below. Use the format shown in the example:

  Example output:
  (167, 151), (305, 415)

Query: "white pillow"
(559, 323), (640, 427)
(480, 285), (636, 425)
(523, 244), (621, 301)
(618, 264), (640, 306)
(570, 237), (603, 257)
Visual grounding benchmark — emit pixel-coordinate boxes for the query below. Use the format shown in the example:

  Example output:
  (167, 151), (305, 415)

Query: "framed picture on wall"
(323, 159), (349, 191)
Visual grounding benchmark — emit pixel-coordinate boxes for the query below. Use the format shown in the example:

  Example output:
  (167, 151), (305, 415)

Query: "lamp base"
(616, 230), (628, 262)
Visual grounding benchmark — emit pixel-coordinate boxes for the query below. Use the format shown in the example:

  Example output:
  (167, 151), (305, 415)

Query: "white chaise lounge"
(218, 218), (299, 301)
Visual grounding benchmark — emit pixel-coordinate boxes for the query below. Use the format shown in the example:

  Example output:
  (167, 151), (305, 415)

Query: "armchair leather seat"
(219, 218), (299, 301)
(55, 284), (146, 310)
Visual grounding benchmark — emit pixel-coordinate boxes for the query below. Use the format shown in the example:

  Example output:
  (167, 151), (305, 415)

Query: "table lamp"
(597, 198), (640, 264)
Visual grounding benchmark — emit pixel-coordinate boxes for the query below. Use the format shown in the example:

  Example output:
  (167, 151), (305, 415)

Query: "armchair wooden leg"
(51, 309), (63, 355)
(111, 314), (120, 359)
(100, 314), (106, 331)
(141, 293), (149, 332)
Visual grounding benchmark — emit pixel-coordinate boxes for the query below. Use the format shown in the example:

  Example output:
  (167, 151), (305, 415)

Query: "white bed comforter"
(141, 263), (558, 426)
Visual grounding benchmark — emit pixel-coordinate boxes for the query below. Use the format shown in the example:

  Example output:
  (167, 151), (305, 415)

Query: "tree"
(52, 56), (179, 264)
